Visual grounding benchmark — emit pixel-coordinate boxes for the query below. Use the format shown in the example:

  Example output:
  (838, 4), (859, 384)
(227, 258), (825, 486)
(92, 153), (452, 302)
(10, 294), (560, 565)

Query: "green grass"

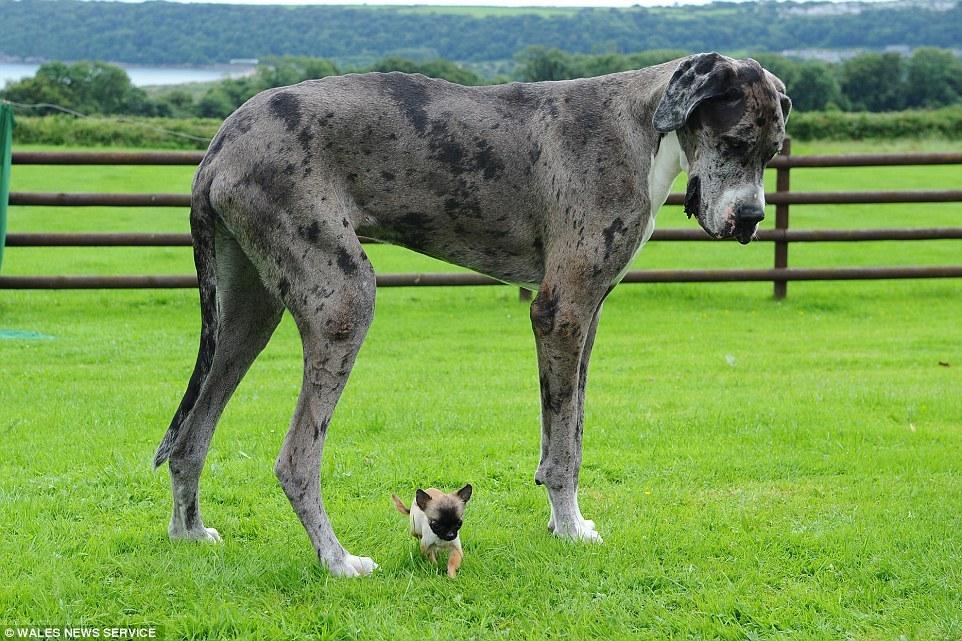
(1, 140), (961, 639)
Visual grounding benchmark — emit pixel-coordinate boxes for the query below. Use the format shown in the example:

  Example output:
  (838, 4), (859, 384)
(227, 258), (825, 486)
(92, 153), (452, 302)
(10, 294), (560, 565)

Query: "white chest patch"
(613, 132), (684, 284)
(647, 131), (684, 219)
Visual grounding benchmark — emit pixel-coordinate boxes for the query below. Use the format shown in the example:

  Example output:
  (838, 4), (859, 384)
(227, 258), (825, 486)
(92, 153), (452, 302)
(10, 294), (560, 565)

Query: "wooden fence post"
(773, 138), (791, 299)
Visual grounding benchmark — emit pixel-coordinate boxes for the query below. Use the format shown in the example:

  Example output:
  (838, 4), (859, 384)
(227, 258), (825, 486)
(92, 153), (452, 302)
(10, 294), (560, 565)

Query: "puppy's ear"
(415, 489), (431, 511)
(456, 483), (473, 504)
(653, 52), (736, 133)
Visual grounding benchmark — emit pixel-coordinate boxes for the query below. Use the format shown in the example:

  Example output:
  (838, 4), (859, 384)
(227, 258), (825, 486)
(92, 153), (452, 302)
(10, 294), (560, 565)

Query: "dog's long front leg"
(531, 284), (604, 543)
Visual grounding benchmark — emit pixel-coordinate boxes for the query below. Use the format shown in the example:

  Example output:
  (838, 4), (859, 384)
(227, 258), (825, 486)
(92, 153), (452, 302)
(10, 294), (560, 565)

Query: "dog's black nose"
(735, 203), (765, 225)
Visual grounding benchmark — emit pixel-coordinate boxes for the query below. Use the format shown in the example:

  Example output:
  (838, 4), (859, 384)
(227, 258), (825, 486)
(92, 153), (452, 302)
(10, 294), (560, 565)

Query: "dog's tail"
(153, 182), (219, 469)
(391, 494), (410, 515)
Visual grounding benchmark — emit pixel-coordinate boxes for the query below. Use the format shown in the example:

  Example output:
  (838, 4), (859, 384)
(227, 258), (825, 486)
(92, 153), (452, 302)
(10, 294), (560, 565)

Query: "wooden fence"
(2, 141), (961, 298)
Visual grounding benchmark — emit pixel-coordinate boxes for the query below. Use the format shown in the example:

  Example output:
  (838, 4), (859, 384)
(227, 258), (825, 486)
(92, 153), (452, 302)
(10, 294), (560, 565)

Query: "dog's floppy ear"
(653, 52), (736, 133)
(764, 69), (793, 123)
(778, 93), (792, 123)
(415, 489), (431, 511)
(456, 483), (473, 504)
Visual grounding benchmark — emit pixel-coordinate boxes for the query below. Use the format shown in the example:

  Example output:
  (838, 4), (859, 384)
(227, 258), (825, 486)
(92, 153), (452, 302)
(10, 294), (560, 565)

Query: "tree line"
(516, 47), (962, 112)
(0, 0), (959, 66)
(4, 48), (961, 121)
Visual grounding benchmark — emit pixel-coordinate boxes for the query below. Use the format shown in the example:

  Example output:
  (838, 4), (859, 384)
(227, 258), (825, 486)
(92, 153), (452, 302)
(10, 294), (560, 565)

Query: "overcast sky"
(160, 0), (761, 5)
(160, 0), (892, 5)
(162, 1), (702, 5)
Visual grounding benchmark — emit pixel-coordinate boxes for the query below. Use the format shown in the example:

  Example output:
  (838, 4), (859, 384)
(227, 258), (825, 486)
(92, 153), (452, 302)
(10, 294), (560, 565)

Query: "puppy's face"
(416, 484), (472, 541)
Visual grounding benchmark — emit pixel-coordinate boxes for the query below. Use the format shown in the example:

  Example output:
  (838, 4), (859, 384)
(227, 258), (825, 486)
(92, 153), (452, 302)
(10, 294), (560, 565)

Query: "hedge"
(10, 108), (962, 150)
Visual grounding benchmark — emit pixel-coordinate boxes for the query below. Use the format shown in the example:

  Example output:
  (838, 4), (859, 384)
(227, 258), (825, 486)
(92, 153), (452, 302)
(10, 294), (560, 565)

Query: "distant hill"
(0, 0), (959, 66)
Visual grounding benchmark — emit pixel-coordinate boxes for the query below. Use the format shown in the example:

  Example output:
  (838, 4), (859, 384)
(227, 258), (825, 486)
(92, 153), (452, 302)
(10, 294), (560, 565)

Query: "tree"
(904, 47), (962, 109)
(195, 88), (235, 119)
(515, 47), (577, 82)
(840, 53), (906, 112)
(0, 61), (156, 115)
(254, 56), (340, 88)
(790, 62), (846, 111)
(367, 57), (484, 86)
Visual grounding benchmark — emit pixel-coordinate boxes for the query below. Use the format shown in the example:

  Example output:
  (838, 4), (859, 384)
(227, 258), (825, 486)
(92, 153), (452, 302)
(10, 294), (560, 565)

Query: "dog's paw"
(549, 518), (603, 544)
(326, 554), (378, 578)
(169, 526), (222, 543)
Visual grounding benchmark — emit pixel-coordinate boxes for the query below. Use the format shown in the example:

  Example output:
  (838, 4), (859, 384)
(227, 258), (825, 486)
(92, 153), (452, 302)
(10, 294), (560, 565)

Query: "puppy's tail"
(391, 494), (410, 515)
(153, 180), (219, 469)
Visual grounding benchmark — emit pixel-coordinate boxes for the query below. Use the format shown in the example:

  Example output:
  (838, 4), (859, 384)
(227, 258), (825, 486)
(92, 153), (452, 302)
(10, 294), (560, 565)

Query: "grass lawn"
(0, 140), (960, 639)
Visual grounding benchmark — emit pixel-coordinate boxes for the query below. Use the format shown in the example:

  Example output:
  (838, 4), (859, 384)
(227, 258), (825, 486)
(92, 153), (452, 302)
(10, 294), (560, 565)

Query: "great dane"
(154, 52), (790, 577)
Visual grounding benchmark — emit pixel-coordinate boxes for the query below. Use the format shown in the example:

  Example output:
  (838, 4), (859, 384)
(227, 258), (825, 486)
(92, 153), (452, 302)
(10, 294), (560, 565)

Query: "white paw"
(327, 554), (378, 578)
(551, 518), (603, 544)
(170, 526), (222, 543)
(201, 527), (222, 543)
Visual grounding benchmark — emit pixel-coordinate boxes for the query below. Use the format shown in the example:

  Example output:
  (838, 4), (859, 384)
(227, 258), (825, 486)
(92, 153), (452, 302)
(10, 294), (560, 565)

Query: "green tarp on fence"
(0, 104), (12, 271)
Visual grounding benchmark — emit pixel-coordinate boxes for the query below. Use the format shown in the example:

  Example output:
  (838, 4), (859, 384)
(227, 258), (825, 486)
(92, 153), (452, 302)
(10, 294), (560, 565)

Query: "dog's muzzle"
(733, 203), (764, 245)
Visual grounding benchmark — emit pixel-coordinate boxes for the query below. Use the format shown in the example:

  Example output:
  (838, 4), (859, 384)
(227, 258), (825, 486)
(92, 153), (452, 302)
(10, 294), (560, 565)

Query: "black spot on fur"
(435, 139), (467, 172)
(721, 135), (751, 161)
(385, 74), (431, 134)
(336, 248), (358, 275)
(298, 221), (321, 244)
(736, 63), (764, 85)
(602, 217), (627, 260)
(531, 238), (544, 258)
(695, 54), (718, 74)
(278, 277), (290, 298)
(539, 373), (568, 416)
(269, 91), (302, 132)
(474, 139), (504, 180)
(313, 417), (330, 441)
(685, 176), (701, 219)
(381, 170), (396, 181)
(531, 287), (559, 335)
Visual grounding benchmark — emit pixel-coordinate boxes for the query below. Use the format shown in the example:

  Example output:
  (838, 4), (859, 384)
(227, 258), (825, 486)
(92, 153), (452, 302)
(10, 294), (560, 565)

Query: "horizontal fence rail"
(9, 190), (962, 208)
(11, 150), (962, 168)
(3, 144), (961, 297)
(4, 266), (962, 291)
(8, 227), (962, 247)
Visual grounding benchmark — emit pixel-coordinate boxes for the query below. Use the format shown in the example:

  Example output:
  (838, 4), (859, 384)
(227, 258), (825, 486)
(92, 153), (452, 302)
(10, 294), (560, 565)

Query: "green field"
(1, 140), (960, 639)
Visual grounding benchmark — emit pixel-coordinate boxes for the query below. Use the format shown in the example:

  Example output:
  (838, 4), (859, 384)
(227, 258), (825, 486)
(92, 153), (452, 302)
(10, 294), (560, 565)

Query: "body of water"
(0, 62), (254, 88)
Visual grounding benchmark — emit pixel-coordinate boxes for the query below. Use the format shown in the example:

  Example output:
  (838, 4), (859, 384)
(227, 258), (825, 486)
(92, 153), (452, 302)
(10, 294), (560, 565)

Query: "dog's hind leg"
(241, 212), (378, 577)
(167, 224), (283, 541)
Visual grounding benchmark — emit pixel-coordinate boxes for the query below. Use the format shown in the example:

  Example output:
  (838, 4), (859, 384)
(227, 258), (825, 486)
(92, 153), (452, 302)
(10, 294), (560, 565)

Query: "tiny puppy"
(392, 484), (472, 578)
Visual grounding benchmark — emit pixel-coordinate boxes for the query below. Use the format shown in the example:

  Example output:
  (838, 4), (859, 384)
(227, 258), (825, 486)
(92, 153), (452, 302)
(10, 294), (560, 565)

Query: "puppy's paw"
(326, 554), (378, 578)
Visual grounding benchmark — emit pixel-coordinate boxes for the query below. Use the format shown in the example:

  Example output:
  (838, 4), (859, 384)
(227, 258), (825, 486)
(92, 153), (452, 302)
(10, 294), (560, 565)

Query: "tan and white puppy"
(392, 484), (472, 578)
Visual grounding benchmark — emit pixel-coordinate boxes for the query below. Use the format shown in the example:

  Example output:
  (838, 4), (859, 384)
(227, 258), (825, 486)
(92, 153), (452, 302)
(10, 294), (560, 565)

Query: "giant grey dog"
(154, 52), (790, 577)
